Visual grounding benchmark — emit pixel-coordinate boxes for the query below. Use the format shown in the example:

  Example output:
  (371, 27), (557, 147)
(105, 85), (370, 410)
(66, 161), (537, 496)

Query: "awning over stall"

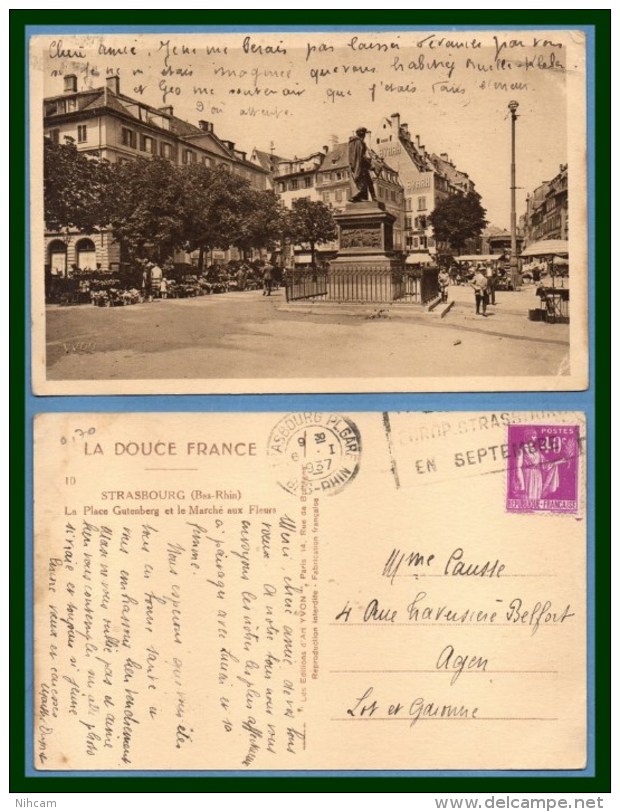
(520, 239), (569, 257)
(454, 254), (500, 263)
(405, 253), (435, 265)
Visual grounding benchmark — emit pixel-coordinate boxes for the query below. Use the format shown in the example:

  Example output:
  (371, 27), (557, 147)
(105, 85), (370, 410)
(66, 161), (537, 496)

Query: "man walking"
(262, 263), (273, 296)
(438, 268), (450, 303)
(486, 263), (496, 305)
(471, 265), (489, 316)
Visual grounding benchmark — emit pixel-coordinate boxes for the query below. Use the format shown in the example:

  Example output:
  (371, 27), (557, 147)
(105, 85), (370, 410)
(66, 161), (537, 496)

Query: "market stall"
(520, 240), (570, 323)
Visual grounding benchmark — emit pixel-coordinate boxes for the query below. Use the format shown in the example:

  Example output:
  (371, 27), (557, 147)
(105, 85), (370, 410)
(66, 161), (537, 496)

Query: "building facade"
(249, 147), (289, 191)
(272, 151), (326, 207)
(481, 226), (525, 257)
(44, 74), (268, 273)
(371, 113), (475, 255)
(521, 164), (569, 247)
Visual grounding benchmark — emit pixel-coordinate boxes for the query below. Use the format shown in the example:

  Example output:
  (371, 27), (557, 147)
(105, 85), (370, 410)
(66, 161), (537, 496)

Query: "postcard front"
(30, 28), (588, 395)
(33, 411), (587, 771)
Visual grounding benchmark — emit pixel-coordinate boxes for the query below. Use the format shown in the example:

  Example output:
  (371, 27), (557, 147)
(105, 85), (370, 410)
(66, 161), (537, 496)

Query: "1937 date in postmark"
(506, 424), (580, 514)
(268, 413), (361, 496)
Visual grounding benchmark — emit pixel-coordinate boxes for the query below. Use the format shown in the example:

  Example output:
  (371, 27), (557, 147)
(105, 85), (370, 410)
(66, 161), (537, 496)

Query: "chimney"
(415, 134), (421, 148)
(390, 112), (401, 132)
(440, 152), (449, 161)
(106, 75), (120, 95)
(63, 74), (77, 93)
(322, 145), (329, 154)
(198, 120), (214, 132)
(401, 122), (409, 136)
(223, 140), (235, 151)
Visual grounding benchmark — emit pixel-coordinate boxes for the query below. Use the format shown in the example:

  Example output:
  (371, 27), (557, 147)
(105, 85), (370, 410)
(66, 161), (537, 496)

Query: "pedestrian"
(262, 263), (273, 297)
(485, 264), (496, 305)
(236, 266), (247, 292)
(471, 265), (489, 316)
(150, 262), (163, 299)
(438, 268), (450, 303)
(141, 262), (152, 302)
(160, 277), (168, 299)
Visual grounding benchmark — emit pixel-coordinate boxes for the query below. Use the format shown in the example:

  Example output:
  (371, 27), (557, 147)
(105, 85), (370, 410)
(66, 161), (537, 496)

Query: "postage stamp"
(506, 424), (580, 514)
(267, 412), (361, 497)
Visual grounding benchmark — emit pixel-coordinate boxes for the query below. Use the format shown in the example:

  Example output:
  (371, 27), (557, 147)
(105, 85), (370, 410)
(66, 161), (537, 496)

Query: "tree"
(233, 189), (288, 259)
(44, 138), (112, 232)
(428, 192), (487, 252)
(285, 199), (337, 269)
(178, 164), (253, 269)
(107, 156), (186, 265)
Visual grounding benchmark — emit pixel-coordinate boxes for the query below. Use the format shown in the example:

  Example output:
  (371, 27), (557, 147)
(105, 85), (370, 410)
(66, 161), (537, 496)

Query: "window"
(405, 216), (412, 229)
(56, 99), (76, 114)
(183, 149), (196, 164)
(140, 135), (155, 154)
(160, 142), (172, 159)
(322, 192), (330, 203)
(277, 182), (285, 193)
(417, 196), (427, 211)
(304, 176), (312, 188)
(77, 125), (87, 143)
(48, 240), (67, 276)
(377, 188), (383, 199)
(335, 190), (343, 203)
(390, 190), (395, 202)
(412, 237), (419, 248)
(76, 238), (97, 271)
(48, 129), (60, 144)
(290, 179), (298, 191)
(121, 127), (136, 149)
(202, 156), (212, 166)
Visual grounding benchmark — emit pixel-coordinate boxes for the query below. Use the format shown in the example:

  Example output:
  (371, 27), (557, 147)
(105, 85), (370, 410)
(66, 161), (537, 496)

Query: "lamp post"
(508, 100), (520, 290)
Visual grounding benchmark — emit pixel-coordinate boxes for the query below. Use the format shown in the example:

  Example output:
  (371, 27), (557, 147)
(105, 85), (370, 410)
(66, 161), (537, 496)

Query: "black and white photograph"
(30, 28), (588, 394)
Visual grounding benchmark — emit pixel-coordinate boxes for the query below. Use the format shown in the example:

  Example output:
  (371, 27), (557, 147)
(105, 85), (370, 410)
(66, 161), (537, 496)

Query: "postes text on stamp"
(506, 424), (580, 514)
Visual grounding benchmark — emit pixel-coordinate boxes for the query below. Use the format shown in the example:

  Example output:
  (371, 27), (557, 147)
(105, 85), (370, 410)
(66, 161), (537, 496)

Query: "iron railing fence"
(285, 267), (439, 305)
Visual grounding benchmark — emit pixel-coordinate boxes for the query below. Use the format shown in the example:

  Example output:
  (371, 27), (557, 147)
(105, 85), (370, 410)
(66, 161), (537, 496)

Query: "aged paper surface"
(30, 29), (588, 395)
(33, 411), (587, 770)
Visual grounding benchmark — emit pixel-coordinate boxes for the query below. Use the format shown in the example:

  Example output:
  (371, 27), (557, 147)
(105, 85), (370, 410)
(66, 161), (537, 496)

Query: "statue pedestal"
(328, 201), (405, 303)
(285, 200), (440, 307)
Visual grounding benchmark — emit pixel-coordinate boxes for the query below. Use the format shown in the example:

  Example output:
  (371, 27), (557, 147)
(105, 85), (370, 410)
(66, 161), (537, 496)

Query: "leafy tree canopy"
(428, 192), (488, 251)
(44, 138), (112, 232)
(286, 198), (337, 267)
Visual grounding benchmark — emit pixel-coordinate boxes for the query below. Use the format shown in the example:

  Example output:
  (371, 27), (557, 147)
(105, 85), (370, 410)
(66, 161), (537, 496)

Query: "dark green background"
(11, 8), (610, 794)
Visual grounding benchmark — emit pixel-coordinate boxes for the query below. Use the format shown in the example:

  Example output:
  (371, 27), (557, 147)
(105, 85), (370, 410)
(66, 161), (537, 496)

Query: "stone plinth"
(328, 200), (404, 303)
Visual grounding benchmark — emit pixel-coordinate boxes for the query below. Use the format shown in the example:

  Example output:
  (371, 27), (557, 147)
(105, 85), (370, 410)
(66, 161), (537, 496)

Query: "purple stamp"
(506, 424), (580, 514)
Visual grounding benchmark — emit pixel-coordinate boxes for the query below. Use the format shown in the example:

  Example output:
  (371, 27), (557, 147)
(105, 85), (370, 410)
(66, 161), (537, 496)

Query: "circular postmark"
(267, 413), (361, 496)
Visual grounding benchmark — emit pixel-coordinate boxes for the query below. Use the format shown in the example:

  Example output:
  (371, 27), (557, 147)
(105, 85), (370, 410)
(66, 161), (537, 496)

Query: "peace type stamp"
(267, 412), (361, 497)
(506, 424), (580, 514)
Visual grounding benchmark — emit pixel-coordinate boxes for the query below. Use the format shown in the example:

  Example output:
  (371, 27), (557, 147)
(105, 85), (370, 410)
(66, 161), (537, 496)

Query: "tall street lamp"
(508, 100), (520, 290)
